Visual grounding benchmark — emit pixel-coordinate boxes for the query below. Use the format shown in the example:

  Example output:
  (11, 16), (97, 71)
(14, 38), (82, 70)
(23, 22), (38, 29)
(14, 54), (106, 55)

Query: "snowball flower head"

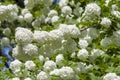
(24, 13), (33, 23)
(77, 62), (87, 73)
(25, 60), (36, 70)
(77, 49), (89, 60)
(62, 38), (77, 53)
(48, 10), (58, 17)
(43, 60), (57, 72)
(0, 5), (8, 21)
(24, 0), (35, 9)
(33, 31), (50, 45)
(56, 54), (64, 66)
(49, 29), (64, 41)
(42, 0), (53, 6)
(23, 44), (38, 56)
(59, 24), (80, 38)
(100, 17), (111, 28)
(21, 9), (29, 15)
(100, 37), (112, 47)
(24, 78), (32, 80)
(10, 60), (22, 73)
(78, 39), (88, 48)
(15, 27), (33, 45)
(10, 77), (20, 80)
(111, 11), (120, 19)
(59, 66), (74, 79)
(59, 0), (68, 8)
(3, 27), (11, 37)
(51, 16), (59, 24)
(111, 4), (118, 11)
(87, 28), (99, 39)
(12, 45), (35, 61)
(103, 73), (120, 80)
(1, 37), (10, 46)
(37, 71), (51, 80)
(12, 45), (24, 60)
(39, 55), (45, 63)
(91, 49), (104, 58)
(112, 30), (120, 47)
(61, 6), (72, 16)
(50, 66), (74, 79)
(7, 4), (18, 12)
(50, 69), (60, 76)
(18, 15), (24, 23)
(84, 3), (101, 16)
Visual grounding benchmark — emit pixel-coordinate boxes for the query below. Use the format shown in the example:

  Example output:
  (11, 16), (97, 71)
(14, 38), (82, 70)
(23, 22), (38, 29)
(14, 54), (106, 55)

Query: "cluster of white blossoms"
(100, 17), (111, 28)
(0, 4), (18, 21)
(55, 54), (64, 67)
(43, 60), (57, 72)
(24, 0), (35, 9)
(77, 49), (89, 60)
(45, 9), (59, 24)
(37, 71), (51, 80)
(59, 0), (69, 8)
(50, 66), (75, 80)
(1, 0), (120, 80)
(1, 37), (10, 46)
(24, 60), (36, 70)
(10, 77), (32, 80)
(10, 59), (22, 73)
(15, 27), (33, 45)
(103, 73), (120, 80)
(61, 6), (72, 16)
(17, 9), (33, 23)
(90, 49), (105, 60)
(83, 3), (101, 17)
(59, 24), (80, 38)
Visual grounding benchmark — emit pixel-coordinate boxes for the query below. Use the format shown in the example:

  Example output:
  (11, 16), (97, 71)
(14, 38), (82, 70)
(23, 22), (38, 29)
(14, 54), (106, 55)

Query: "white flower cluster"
(111, 3), (120, 19)
(15, 27), (33, 45)
(59, 24), (80, 38)
(2, 0), (120, 80)
(84, 3), (101, 17)
(90, 49), (105, 60)
(43, 60), (57, 72)
(78, 39), (88, 49)
(23, 44), (38, 56)
(12, 43), (38, 61)
(100, 17), (111, 28)
(3, 27), (11, 37)
(45, 10), (59, 24)
(59, 0), (69, 8)
(76, 62), (91, 73)
(112, 30), (120, 47)
(10, 77), (20, 80)
(50, 66), (75, 80)
(61, 6), (72, 16)
(77, 49), (89, 60)
(24, 0), (35, 9)
(10, 60), (22, 73)
(1, 37), (10, 46)
(24, 78), (32, 80)
(37, 71), (51, 80)
(33, 31), (50, 45)
(100, 37), (112, 47)
(25, 60), (36, 70)
(13, 27), (39, 61)
(55, 54), (64, 67)
(0, 4), (18, 21)
(103, 73), (120, 80)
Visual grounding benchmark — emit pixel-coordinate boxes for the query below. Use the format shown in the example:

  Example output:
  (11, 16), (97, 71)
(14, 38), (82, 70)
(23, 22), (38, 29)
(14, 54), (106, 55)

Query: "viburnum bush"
(0, 0), (120, 80)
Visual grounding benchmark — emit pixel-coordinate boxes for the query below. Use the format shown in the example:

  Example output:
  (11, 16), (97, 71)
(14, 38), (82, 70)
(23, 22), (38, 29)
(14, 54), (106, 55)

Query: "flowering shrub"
(0, 0), (120, 80)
